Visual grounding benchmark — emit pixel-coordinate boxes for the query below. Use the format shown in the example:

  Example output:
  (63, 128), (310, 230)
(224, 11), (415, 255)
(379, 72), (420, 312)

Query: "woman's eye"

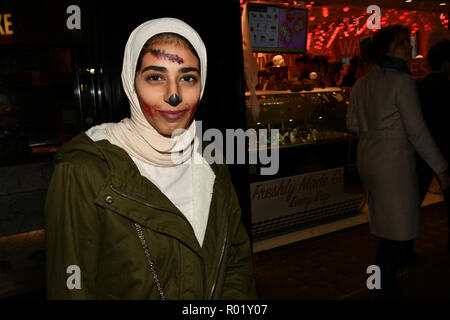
(181, 75), (197, 83)
(146, 74), (163, 81)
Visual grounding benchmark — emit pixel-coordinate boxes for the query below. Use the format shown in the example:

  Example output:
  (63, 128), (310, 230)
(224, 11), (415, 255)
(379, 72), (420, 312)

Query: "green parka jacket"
(45, 133), (257, 299)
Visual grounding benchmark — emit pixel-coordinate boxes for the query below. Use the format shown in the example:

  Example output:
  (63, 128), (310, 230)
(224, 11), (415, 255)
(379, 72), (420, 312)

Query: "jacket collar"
(374, 56), (411, 74)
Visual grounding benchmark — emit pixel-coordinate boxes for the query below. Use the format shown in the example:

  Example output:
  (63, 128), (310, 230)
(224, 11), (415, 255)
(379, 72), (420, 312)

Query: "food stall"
(245, 87), (363, 241)
(241, 0), (450, 247)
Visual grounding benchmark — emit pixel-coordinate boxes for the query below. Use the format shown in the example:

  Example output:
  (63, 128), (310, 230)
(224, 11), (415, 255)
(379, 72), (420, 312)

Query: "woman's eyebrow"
(141, 65), (167, 73)
(180, 67), (200, 74)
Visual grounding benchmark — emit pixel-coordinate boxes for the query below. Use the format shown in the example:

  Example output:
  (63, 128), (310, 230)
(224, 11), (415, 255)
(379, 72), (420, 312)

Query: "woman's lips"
(157, 110), (188, 121)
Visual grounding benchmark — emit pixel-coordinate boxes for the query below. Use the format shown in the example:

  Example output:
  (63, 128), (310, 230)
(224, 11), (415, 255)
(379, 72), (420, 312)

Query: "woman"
(45, 18), (257, 300)
(346, 25), (449, 299)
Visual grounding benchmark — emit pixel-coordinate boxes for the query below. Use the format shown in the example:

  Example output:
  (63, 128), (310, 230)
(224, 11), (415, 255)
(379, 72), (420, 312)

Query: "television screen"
(248, 3), (308, 53)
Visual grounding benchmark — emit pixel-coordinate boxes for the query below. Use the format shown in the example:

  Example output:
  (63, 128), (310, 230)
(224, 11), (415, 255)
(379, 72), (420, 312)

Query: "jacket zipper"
(110, 184), (175, 213)
(208, 208), (231, 299)
(110, 184), (201, 234)
(111, 183), (228, 299)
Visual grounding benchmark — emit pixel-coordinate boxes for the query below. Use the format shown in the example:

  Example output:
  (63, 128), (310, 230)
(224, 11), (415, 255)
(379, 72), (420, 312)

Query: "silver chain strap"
(134, 223), (166, 300)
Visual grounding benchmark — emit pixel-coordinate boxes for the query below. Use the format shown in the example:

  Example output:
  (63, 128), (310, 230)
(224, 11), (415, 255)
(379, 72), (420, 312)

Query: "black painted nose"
(167, 94), (182, 107)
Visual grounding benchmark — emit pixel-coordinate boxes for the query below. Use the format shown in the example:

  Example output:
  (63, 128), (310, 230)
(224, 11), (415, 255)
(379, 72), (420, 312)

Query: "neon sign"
(0, 13), (13, 36)
(304, 6), (449, 59)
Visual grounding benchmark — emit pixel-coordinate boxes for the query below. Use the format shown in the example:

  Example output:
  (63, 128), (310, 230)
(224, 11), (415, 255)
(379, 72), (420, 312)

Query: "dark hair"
(135, 32), (200, 74)
(427, 40), (450, 71)
(359, 36), (373, 67)
(348, 56), (360, 73)
(370, 25), (410, 64)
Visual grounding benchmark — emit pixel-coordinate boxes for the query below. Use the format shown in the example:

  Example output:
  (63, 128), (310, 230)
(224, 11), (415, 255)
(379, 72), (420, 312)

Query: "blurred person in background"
(347, 25), (449, 299)
(295, 54), (312, 80)
(324, 61), (344, 87)
(416, 40), (450, 250)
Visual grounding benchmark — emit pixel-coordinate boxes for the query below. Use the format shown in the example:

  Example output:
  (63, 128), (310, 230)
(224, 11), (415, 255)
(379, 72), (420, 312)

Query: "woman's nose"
(165, 81), (182, 107)
(167, 94), (182, 106)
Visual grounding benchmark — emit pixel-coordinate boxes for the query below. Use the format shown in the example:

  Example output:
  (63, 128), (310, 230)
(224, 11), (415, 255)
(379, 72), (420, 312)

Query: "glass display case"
(245, 87), (351, 149)
(245, 88), (365, 240)
(245, 87), (359, 179)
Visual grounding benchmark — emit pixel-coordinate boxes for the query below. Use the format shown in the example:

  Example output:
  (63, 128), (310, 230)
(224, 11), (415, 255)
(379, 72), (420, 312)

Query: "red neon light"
(302, 6), (449, 59)
(326, 26), (342, 48)
(356, 24), (367, 35)
(307, 32), (312, 50)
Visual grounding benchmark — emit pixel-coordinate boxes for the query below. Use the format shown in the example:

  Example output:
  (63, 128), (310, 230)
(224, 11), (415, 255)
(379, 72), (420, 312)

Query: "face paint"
(139, 96), (157, 118)
(150, 49), (184, 64)
(168, 94), (182, 106)
(135, 42), (201, 137)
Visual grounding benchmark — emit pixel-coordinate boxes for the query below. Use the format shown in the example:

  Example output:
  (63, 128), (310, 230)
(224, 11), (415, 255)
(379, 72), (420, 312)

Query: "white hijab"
(106, 18), (207, 166)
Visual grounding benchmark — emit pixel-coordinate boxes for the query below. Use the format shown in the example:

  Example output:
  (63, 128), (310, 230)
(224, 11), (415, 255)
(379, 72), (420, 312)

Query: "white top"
(86, 124), (215, 247)
(132, 155), (194, 228)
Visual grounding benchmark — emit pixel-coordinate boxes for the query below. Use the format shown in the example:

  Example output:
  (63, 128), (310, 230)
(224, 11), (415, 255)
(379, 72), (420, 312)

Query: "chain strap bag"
(134, 223), (166, 300)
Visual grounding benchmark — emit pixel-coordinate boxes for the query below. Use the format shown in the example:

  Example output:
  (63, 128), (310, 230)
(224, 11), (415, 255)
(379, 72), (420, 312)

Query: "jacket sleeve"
(346, 80), (361, 133)
(395, 74), (448, 174)
(220, 185), (258, 300)
(45, 156), (101, 299)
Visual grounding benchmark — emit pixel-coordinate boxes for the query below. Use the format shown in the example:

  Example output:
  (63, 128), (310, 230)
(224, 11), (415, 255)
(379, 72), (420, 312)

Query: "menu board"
(248, 4), (307, 53)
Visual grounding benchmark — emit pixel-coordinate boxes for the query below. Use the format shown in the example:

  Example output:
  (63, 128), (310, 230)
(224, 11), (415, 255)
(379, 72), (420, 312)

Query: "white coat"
(347, 65), (448, 241)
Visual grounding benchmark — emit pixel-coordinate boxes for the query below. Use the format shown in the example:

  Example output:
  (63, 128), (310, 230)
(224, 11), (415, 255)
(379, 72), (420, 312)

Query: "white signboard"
(250, 167), (354, 223)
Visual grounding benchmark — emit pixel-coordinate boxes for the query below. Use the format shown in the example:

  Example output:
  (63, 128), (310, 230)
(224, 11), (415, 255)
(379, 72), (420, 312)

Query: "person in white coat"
(347, 25), (450, 299)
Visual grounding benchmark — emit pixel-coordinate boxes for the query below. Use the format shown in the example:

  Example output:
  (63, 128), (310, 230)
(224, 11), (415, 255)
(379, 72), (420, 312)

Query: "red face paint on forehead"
(150, 49), (184, 64)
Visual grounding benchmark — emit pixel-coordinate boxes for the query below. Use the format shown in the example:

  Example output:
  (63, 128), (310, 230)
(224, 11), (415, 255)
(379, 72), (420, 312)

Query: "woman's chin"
(156, 123), (191, 138)
(144, 113), (195, 138)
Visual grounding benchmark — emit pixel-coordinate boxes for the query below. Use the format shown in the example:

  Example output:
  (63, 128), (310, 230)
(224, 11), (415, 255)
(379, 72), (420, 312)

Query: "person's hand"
(437, 171), (450, 191)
